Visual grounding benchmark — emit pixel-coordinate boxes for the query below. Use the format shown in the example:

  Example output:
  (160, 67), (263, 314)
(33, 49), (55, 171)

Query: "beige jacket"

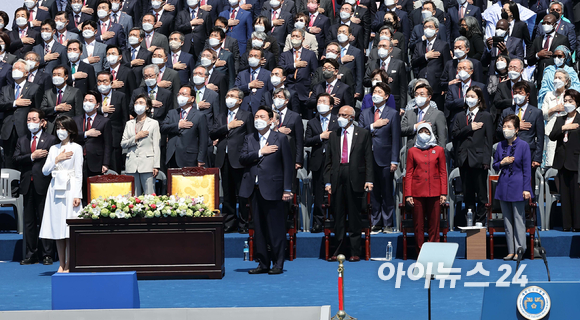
(120, 117), (161, 173)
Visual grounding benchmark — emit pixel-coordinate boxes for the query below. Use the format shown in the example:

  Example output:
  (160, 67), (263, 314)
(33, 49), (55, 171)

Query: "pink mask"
(307, 3), (318, 11)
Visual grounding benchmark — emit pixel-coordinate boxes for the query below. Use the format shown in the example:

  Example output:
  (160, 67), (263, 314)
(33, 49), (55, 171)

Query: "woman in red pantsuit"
(405, 123), (448, 251)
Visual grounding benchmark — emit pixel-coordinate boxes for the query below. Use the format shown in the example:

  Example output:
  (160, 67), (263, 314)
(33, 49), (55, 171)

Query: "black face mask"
(500, 10), (509, 20)
(459, 27), (471, 38)
(550, 11), (560, 20)
(384, 20), (398, 30)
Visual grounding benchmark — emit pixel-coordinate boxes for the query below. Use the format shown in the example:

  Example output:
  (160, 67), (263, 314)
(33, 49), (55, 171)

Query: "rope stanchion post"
(331, 254), (357, 320)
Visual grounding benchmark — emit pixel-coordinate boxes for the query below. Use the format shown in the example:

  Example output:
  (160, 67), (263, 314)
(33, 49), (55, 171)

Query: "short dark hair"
(512, 81), (530, 94)
(564, 89), (580, 106)
(210, 26), (226, 40)
(415, 83), (433, 96)
(253, 16), (271, 31)
(466, 86), (487, 110)
(317, 92), (334, 106)
(82, 20), (98, 30)
(0, 11), (10, 29)
(97, 70), (113, 81)
(67, 39), (83, 52)
(373, 82), (391, 96)
(249, 48), (264, 58)
(370, 69), (389, 83)
(28, 108), (45, 121)
(273, 66), (286, 77)
(97, 0), (112, 10)
(337, 24), (352, 34)
(41, 19), (56, 30)
(503, 114), (520, 130)
(0, 31), (10, 50)
(321, 58), (339, 70)
(55, 115), (78, 142)
(133, 93), (152, 117)
(106, 44), (121, 55)
(215, 17), (228, 27)
(85, 90), (102, 105)
(143, 13), (157, 23)
(181, 84), (196, 98)
(55, 11), (67, 20)
(53, 65), (69, 77)
(258, 105), (274, 119)
(15, 7), (29, 20)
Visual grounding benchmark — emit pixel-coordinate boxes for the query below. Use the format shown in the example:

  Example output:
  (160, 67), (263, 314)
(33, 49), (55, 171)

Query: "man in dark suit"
(23, 51), (52, 94)
(148, 47), (181, 106)
(161, 84), (208, 168)
(240, 106), (293, 274)
(9, 8), (41, 59)
(409, 0), (445, 27)
(444, 60), (488, 129)
(13, 1), (51, 32)
(305, 93), (338, 232)
(144, 0), (176, 36)
(446, 0), (481, 42)
(273, 88), (304, 169)
(412, 17), (451, 108)
(332, 26), (363, 99)
(481, 19), (523, 75)
(122, 0), (143, 26)
(325, 105), (373, 261)
(328, 4), (365, 51)
(492, 58), (538, 122)
(106, 45), (136, 99)
(69, 0), (93, 31)
(535, 2), (576, 57)
(40, 66), (84, 134)
(280, 29), (318, 118)
(305, 0), (331, 53)
(204, 27), (236, 88)
(14, 109), (59, 266)
(238, 32), (277, 72)
(210, 88), (254, 232)
(234, 48), (273, 114)
(95, 0), (127, 49)
(527, 14), (570, 86)
(496, 81), (545, 169)
(219, 3), (253, 55)
(440, 36), (485, 92)
(363, 39), (407, 111)
(262, 0), (296, 16)
(199, 48), (228, 108)
(32, 20), (67, 75)
(263, 4), (293, 46)
(312, 45), (356, 93)
(307, 58), (354, 114)
(74, 90), (113, 202)
(130, 64), (172, 122)
(175, 0), (212, 62)
(64, 40), (97, 97)
(401, 83), (447, 149)
(261, 67), (300, 113)
(140, 13), (170, 53)
(408, 15), (449, 54)
(124, 28), (152, 86)
(205, 17), (241, 73)
(358, 83), (399, 232)
(97, 71), (128, 173)
(167, 31), (196, 86)
(191, 65), (219, 167)
(0, 60), (43, 169)
(374, 1), (411, 42)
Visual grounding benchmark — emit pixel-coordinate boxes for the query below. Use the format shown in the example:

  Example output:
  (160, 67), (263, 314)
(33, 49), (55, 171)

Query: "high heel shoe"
(503, 254), (514, 261)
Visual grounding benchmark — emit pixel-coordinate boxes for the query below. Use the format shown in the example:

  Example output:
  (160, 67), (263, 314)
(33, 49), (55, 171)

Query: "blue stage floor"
(1, 257), (577, 319)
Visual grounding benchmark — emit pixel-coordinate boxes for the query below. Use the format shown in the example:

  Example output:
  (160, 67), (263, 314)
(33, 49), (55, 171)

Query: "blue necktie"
(251, 70), (257, 81)
(15, 84), (20, 99)
(131, 48), (136, 60)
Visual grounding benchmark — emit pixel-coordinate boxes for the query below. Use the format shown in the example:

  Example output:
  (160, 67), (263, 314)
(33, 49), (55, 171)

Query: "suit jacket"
(310, 65), (355, 93)
(262, 0), (297, 15)
(54, 30), (80, 43)
(527, 32), (570, 85)
(444, 80), (488, 121)
(80, 41), (107, 74)
(373, 7), (411, 42)
(350, 4), (371, 49)
(113, 11), (134, 37)
(440, 58), (485, 92)
(32, 41), (67, 74)
(210, 108), (255, 169)
(167, 50), (195, 87)
(451, 109), (494, 168)
(196, 86), (220, 122)
(278, 108), (304, 164)
(492, 80), (538, 120)
(238, 49), (276, 72)
(11, 7), (51, 32)
(405, 145), (447, 197)
(328, 22), (365, 51)
(497, 104), (545, 163)
(401, 106), (447, 149)
(358, 105), (400, 166)
(235, 67), (273, 114)
(99, 91), (128, 148)
(175, 8), (212, 61)
(108, 64), (137, 99)
(64, 61), (97, 97)
(199, 47), (236, 89)
(263, 9), (293, 45)
(13, 130), (60, 196)
(0, 81), (43, 140)
(305, 113), (339, 172)
(206, 68), (228, 110)
(283, 32), (319, 57)
(130, 86), (172, 122)
(308, 12), (331, 53)
(40, 85), (84, 133)
(74, 113), (113, 172)
(550, 113), (580, 172)
(141, 9), (175, 36)
(9, 28), (41, 59)
(480, 36), (524, 74)
(67, 12), (93, 31)
(0, 62), (13, 88)
(219, 7), (253, 55)
(140, 31), (170, 54)
(324, 125), (374, 193)
(279, 48), (318, 101)
(161, 107), (208, 166)
(1, 53), (18, 65)
(535, 18), (576, 57)
(409, 23), (449, 54)
(202, 36), (240, 76)
(412, 39), (452, 94)
(307, 80), (354, 112)
(123, 46), (152, 86)
(261, 87), (300, 113)
(446, 4), (482, 41)
(120, 116), (161, 173)
(28, 69), (52, 94)
(370, 33), (406, 61)
(338, 45), (363, 97)
(139, 67), (181, 107)
(363, 57), (407, 111)
(95, 20), (126, 49)
(239, 130), (294, 200)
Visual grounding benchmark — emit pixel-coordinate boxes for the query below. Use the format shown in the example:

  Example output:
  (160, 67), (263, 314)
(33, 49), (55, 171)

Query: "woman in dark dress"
(460, 16), (484, 60)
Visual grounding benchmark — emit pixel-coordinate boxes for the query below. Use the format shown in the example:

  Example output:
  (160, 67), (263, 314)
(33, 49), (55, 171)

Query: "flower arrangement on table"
(78, 194), (215, 219)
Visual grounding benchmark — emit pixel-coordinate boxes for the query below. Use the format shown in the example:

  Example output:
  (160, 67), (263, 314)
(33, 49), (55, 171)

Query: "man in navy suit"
(13, 1), (51, 32)
(440, 36), (485, 92)
(358, 82), (400, 232)
(210, 88), (254, 233)
(273, 88), (304, 170)
(161, 84), (208, 168)
(492, 59), (538, 122)
(411, 17), (451, 108)
(95, 0), (126, 49)
(207, 17), (241, 72)
(175, 0), (213, 62)
(206, 27), (236, 88)
(446, 0), (481, 42)
(65, 40), (97, 96)
(130, 64), (172, 122)
(123, 28), (152, 86)
(191, 65), (220, 167)
(444, 60), (488, 129)
(408, 14), (449, 53)
(263, 3), (294, 46)
(535, 2), (576, 57)
(262, 0), (296, 15)
(32, 20), (67, 75)
(9, 8), (42, 59)
(234, 48), (273, 114)
(144, 0), (176, 36)
(328, 4), (365, 51)
(261, 67), (300, 113)
(105, 45), (136, 99)
(68, 0), (93, 31)
(167, 31), (196, 86)
(279, 29), (318, 118)
(219, 1), (253, 55)
(409, 0), (445, 28)
(305, 93), (338, 232)
(334, 26), (363, 100)
(374, 0), (411, 42)
(307, 58), (354, 113)
(240, 106), (293, 274)
(481, 19), (523, 75)
(305, 0), (331, 51)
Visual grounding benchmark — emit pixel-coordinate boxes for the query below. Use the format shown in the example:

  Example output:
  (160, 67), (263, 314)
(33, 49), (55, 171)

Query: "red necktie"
(85, 117), (92, 131)
(58, 33), (64, 45)
(272, 10), (277, 31)
(230, 8), (236, 19)
(331, 0), (336, 17)
(309, 14), (315, 27)
(111, 70), (116, 80)
(326, 83), (332, 93)
(31, 135), (37, 153)
(29, 9), (34, 22)
(543, 35), (551, 50)
(341, 130), (348, 163)
(374, 108), (380, 122)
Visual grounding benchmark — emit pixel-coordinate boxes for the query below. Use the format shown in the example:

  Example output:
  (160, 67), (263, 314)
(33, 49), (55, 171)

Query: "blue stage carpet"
(1, 257), (577, 319)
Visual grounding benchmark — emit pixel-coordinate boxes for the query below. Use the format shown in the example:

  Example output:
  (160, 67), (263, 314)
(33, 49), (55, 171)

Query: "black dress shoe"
(311, 224), (322, 233)
(349, 256), (360, 262)
(224, 226), (237, 233)
(248, 266), (270, 274)
(371, 225), (382, 232)
(20, 256), (39, 265)
(268, 267), (283, 274)
(239, 228), (249, 234)
(327, 255), (337, 262)
(42, 256), (53, 265)
(563, 228), (571, 232)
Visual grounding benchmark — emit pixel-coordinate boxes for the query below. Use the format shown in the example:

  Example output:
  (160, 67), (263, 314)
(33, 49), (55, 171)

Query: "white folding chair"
(0, 169), (24, 234)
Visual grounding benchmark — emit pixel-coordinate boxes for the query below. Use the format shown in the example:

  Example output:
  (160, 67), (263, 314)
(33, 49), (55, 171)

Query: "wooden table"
(460, 226), (487, 260)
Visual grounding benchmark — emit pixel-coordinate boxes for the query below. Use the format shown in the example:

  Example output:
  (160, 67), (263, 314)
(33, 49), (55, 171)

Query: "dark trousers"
(312, 166), (325, 228)
(412, 196), (440, 252)
(370, 160), (395, 227)
(167, 154), (178, 169)
(250, 188), (286, 269)
(109, 147), (123, 174)
(459, 166), (488, 223)
(82, 160), (101, 205)
(333, 164), (363, 257)
(3, 128), (18, 169)
(221, 156), (247, 230)
(23, 181), (54, 259)
(558, 169), (580, 230)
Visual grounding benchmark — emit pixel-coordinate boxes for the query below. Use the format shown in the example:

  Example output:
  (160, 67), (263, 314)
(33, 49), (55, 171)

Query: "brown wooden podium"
(460, 227), (487, 260)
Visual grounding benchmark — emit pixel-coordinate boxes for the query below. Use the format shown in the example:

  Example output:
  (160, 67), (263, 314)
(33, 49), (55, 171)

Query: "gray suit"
(40, 86), (84, 133)
(32, 41), (67, 74)
(140, 32), (169, 55)
(161, 107), (208, 167)
(54, 30), (80, 43)
(80, 41), (108, 74)
(401, 105), (447, 149)
(112, 11), (133, 37)
(139, 67), (181, 108)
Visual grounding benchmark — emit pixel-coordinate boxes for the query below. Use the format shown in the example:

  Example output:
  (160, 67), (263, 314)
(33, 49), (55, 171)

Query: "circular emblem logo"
(517, 286), (551, 319)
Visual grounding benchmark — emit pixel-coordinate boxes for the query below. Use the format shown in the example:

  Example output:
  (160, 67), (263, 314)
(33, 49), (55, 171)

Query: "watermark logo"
(517, 286), (551, 319)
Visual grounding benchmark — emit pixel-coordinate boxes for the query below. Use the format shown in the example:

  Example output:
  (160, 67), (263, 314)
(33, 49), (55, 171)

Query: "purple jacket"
(493, 138), (533, 202)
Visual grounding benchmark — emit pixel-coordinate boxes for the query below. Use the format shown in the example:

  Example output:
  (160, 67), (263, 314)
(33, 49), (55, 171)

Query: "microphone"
(515, 247), (524, 272)
(539, 247), (551, 281)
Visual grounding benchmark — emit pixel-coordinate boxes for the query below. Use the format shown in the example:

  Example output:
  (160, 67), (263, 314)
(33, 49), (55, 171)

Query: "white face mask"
(503, 129), (515, 140)
(317, 104), (330, 114)
(553, 78), (565, 89)
(248, 57), (260, 67)
(424, 28), (436, 38)
(27, 122), (40, 133)
(26, 60), (36, 71)
(554, 57), (564, 67)
(379, 35), (390, 41)
(496, 60), (507, 70)
(465, 97), (478, 108)
(12, 69), (24, 80)
(415, 96), (427, 107)
(508, 70), (520, 81)
(421, 10), (432, 20)
(417, 132), (431, 143)
(128, 36), (140, 45)
(340, 11), (351, 20)
(254, 25), (265, 32)
(177, 95), (189, 107)
(83, 101), (96, 113)
(144, 78), (157, 87)
(337, 33), (349, 43)
(270, 0), (280, 7)
(273, 98), (285, 109)
(55, 21), (65, 30)
(82, 30), (95, 39)
(271, 75), (282, 86)
(193, 75), (205, 85)
(15, 17), (28, 27)
(337, 116), (350, 128)
(372, 80), (380, 87)
(226, 97), (238, 109)
(229, 0), (239, 6)
(295, 21), (305, 29)
(142, 23), (154, 32)
(98, 84), (111, 94)
(254, 119), (268, 130)
(169, 40), (182, 51)
(454, 49), (465, 59)
(134, 104), (146, 115)
(151, 57), (164, 65)
(325, 52), (338, 60)
(106, 55), (119, 65)
(252, 39), (263, 49)
(291, 38), (302, 48)
(24, 0), (36, 9)
(187, 0), (199, 6)
(495, 29), (507, 37)
(97, 9), (108, 19)
(208, 37), (221, 47)
(513, 94), (526, 105)
(200, 57), (212, 67)
(52, 76), (65, 86)
(57, 129), (69, 141)
(344, 0), (356, 4)
(457, 70), (470, 81)
(564, 103), (576, 113)
(542, 24), (553, 34)
(41, 32), (53, 41)
(71, 3), (83, 12)
(111, 2), (121, 11)
(384, 0), (395, 5)
(151, 1), (162, 9)
(377, 48), (389, 59)
(372, 94), (384, 104)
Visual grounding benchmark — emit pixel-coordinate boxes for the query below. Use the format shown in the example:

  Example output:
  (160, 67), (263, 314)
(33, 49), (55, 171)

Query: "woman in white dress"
(542, 69), (571, 167)
(39, 115), (83, 273)
(120, 94), (160, 195)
